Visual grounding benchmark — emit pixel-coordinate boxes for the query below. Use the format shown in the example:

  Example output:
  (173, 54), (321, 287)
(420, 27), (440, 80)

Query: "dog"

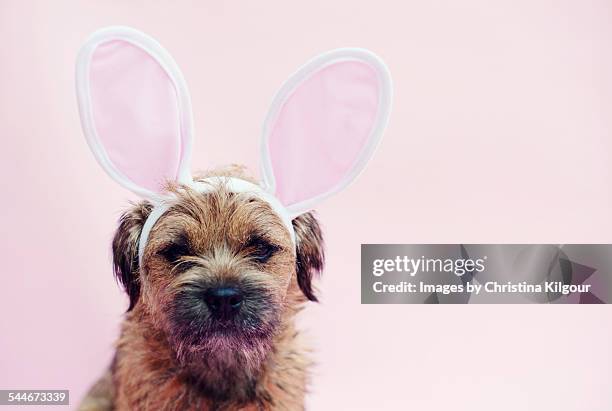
(79, 168), (323, 410)
(74, 27), (391, 410)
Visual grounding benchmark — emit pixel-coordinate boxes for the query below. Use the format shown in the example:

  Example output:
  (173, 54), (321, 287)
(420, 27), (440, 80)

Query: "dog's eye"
(245, 236), (279, 264)
(159, 235), (192, 263)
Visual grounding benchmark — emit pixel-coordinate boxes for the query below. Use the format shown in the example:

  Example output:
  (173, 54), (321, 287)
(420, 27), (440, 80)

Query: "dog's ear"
(292, 212), (325, 302)
(112, 202), (153, 311)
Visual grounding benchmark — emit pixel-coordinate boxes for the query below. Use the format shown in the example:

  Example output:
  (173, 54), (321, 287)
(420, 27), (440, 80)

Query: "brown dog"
(75, 26), (391, 411)
(79, 169), (323, 410)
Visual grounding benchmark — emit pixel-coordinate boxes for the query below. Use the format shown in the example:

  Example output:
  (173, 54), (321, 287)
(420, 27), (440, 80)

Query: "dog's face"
(111, 174), (324, 374)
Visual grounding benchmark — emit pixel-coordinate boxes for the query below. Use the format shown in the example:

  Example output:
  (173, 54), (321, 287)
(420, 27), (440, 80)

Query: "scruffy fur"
(79, 167), (324, 411)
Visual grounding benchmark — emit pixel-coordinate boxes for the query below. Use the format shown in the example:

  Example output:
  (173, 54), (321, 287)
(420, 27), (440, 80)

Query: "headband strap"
(138, 177), (296, 266)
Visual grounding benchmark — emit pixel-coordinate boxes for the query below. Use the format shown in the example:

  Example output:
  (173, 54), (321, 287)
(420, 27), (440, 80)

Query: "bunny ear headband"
(76, 26), (392, 263)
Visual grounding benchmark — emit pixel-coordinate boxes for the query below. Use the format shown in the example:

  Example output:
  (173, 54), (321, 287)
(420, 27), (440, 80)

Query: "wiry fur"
(79, 167), (324, 410)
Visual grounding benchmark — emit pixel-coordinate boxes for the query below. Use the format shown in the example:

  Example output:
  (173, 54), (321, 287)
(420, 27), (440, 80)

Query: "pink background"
(1, 1), (612, 410)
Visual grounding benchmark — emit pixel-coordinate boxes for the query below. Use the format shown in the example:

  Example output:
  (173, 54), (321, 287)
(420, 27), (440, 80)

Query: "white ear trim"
(75, 26), (195, 201)
(260, 48), (393, 218)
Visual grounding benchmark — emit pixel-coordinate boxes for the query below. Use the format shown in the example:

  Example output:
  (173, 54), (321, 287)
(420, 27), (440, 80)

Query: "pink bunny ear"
(76, 27), (193, 200)
(261, 48), (392, 217)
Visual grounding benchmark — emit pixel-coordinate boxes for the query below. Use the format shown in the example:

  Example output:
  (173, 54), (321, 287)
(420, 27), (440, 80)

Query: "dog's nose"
(204, 287), (243, 319)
